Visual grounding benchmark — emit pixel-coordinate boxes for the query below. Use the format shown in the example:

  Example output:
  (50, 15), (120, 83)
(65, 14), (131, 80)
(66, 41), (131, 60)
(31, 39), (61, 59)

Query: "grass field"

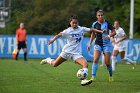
(0, 59), (140, 93)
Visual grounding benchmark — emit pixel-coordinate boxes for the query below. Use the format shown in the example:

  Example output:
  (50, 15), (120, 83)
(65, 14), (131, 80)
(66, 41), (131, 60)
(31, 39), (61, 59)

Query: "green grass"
(0, 59), (140, 93)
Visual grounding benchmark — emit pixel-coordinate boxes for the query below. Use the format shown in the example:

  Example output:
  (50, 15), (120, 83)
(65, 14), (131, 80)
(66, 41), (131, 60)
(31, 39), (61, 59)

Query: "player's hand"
(102, 30), (106, 33)
(87, 44), (91, 51)
(115, 41), (120, 44)
(48, 39), (54, 45)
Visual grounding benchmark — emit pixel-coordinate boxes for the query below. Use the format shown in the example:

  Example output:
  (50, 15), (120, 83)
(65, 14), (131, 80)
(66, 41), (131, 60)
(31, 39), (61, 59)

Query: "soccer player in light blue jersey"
(87, 9), (116, 82)
(40, 15), (104, 86)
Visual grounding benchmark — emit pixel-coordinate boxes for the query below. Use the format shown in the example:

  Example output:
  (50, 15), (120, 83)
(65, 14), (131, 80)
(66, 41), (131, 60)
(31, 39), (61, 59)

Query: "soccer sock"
(83, 68), (88, 73)
(92, 63), (98, 78)
(112, 56), (117, 71)
(101, 55), (105, 66)
(122, 57), (134, 64)
(16, 52), (19, 60)
(83, 68), (88, 79)
(106, 64), (112, 77)
(24, 52), (27, 61)
(48, 58), (54, 64)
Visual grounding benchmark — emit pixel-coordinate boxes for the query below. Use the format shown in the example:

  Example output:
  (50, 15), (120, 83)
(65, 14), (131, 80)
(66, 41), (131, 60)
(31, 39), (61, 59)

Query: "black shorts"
(18, 41), (27, 50)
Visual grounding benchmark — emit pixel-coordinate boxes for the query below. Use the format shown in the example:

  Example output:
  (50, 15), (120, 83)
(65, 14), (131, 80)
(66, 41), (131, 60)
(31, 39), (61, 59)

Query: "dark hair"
(68, 15), (78, 27)
(114, 20), (120, 24)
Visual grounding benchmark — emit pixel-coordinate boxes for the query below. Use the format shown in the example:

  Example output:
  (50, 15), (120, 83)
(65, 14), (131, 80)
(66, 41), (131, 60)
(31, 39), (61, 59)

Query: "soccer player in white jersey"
(40, 15), (104, 86)
(112, 20), (136, 71)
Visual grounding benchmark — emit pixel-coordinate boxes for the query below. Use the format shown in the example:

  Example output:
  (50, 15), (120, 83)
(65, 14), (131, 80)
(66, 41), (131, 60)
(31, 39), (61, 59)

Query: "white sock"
(83, 68), (88, 79)
(47, 58), (54, 64)
(112, 56), (117, 71)
(122, 57), (134, 64)
(83, 68), (88, 73)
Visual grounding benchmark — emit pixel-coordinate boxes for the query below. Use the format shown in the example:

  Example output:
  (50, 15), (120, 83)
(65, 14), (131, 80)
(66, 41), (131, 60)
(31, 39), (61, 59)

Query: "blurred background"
(0, 0), (140, 38)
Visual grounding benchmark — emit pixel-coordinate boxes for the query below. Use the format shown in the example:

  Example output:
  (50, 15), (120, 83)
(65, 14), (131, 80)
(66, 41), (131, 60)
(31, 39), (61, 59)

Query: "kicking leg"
(75, 57), (92, 86)
(40, 56), (67, 67)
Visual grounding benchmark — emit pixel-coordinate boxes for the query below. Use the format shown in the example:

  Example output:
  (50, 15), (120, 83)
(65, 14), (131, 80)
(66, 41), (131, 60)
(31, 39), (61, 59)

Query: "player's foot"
(126, 62), (131, 65)
(90, 77), (96, 81)
(100, 64), (104, 67)
(81, 79), (92, 86)
(132, 61), (136, 70)
(109, 77), (114, 82)
(40, 58), (52, 65)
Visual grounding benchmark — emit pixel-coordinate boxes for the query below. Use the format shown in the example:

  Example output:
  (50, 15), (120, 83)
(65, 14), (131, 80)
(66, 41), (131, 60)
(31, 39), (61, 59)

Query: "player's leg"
(23, 48), (27, 61)
(91, 50), (101, 80)
(100, 53), (105, 67)
(75, 57), (92, 86)
(16, 42), (21, 60)
(120, 51), (136, 69)
(23, 42), (27, 61)
(104, 52), (113, 81)
(40, 56), (67, 67)
(40, 52), (67, 67)
(103, 44), (114, 81)
(112, 50), (119, 71)
(75, 57), (88, 76)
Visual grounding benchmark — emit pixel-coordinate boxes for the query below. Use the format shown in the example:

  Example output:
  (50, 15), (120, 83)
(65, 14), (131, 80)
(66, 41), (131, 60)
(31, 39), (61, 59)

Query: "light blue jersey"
(92, 20), (114, 53)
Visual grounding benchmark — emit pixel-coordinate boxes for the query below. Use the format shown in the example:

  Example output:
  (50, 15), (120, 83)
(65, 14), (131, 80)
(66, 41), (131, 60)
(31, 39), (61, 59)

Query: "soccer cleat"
(132, 61), (136, 70)
(109, 77), (114, 82)
(40, 58), (52, 65)
(126, 62), (131, 65)
(81, 79), (92, 86)
(90, 77), (96, 81)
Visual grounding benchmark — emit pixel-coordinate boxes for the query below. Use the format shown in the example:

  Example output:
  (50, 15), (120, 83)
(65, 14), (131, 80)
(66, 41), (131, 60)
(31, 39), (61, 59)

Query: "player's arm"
(87, 32), (95, 51)
(48, 33), (62, 45)
(109, 29), (116, 37)
(90, 28), (106, 34)
(116, 34), (127, 44)
(16, 30), (19, 45)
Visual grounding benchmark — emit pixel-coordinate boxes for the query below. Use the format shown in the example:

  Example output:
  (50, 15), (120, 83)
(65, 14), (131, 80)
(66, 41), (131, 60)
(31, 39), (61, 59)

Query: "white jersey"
(114, 27), (126, 51)
(61, 26), (90, 54)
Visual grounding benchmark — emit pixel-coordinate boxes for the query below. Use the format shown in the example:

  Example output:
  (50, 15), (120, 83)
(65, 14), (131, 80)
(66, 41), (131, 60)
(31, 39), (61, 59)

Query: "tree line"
(0, 0), (140, 38)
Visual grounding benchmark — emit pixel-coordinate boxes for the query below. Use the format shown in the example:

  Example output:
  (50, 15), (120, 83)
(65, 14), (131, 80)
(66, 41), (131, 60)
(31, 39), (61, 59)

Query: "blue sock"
(92, 63), (98, 77)
(106, 64), (112, 77)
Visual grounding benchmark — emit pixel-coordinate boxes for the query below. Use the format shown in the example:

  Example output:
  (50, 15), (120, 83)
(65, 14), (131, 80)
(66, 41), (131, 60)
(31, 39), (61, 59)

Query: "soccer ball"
(76, 69), (87, 80)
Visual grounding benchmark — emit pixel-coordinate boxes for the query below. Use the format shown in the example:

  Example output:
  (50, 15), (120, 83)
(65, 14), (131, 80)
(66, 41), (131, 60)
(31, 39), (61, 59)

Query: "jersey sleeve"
(91, 22), (96, 28)
(82, 27), (90, 32)
(120, 28), (126, 35)
(107, 21), (115, 30)
(60, 29), (68, 37)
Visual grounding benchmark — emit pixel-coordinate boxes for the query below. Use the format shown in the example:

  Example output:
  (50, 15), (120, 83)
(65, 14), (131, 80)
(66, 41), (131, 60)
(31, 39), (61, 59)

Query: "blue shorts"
(94, 44), (113, 54)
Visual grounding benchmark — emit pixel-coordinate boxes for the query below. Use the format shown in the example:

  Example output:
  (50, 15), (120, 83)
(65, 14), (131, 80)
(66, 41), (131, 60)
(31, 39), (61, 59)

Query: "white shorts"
(113, 44), (126, 52)
(60, 52), (83, 61)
